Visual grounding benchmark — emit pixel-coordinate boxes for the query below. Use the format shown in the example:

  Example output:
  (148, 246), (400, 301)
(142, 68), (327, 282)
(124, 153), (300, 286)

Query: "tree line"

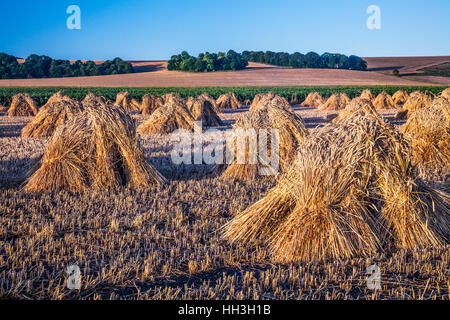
(168, 50), (367, 72)
(167, 50), (248, 72)
(0, 53), (134, 79)
(242, 51), (367, 70)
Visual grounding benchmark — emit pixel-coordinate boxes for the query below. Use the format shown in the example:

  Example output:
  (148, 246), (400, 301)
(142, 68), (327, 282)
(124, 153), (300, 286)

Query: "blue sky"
(0, 0), (449, 60)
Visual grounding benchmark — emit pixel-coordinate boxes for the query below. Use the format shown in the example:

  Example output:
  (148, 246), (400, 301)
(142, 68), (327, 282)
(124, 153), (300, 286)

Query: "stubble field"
(0, 106), (448, 300)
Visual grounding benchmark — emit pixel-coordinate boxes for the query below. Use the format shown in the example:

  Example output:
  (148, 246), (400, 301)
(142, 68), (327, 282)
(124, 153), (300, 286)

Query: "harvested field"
(365, 56), (450, 74)
(0, 96), (449, 300)
(1, 59), (450, 88)
(365, 56), (450, 85)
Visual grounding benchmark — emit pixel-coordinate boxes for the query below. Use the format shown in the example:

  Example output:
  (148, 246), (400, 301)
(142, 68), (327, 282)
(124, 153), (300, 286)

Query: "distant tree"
(194, 58), (206, 72)
(276, 52), (289, 66)
(289, 52), (305, 68)
(241, 51), (250, 61)
(305, 52), (322, 68)
(181, 57), (196, 71)
(336, 54), (348, 69)
(167, 54), (182, 70)
(167, 50), (248, 72)
(348, 55), (367, 70)
(0, 53), (21, 78)
(0, 52), (134, 78)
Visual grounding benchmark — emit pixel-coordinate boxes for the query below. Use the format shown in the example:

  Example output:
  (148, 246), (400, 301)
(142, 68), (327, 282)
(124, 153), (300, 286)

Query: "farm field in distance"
(1, 56), (450, 88)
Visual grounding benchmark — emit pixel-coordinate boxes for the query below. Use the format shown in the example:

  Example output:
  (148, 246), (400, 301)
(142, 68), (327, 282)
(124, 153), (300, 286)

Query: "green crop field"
(0, 86), (447, 107)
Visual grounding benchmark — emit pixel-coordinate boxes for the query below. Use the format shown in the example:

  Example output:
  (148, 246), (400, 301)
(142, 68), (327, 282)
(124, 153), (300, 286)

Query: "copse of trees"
(241, 51), (367, 70)
(167, 50), (367, 72)
(0, 53), (134, 79)
(167, 50), (248, 72)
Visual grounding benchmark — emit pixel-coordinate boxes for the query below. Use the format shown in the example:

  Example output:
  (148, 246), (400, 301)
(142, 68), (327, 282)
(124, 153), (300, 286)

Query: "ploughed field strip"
(0, 89), (449, 300)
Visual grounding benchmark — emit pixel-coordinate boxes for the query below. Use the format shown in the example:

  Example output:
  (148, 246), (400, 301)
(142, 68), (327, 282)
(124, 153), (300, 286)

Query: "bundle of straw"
(392, 90), (409, 106)
(186, 96), (223, 127)
(300, 92), (324, 108)
(198, 93), (219, 112)
(318, 93), (350, 110)
(115, 91), (140, 111)
(372, 91), (396, 109)
(250, 92), (292, 112)
(440, 88), (450, 101)
(333, 97), (382, 124)
(162, 93), (186, 105)
(401, 97), (450, 180)
(360, 89), (375, 101)
(216, 92), (241, 111)
(7, 93), (38, 117)
(25, 105), (165, 192)
(224, 114), (449, 263)
(396, 92), (432, 120)
(21, 100), (84, 138)
(141, 94), (164, 116)
(82, 93), (107, 108)
(41, 91), (76, 109)
(222, 100), (308, 180)
(137, 100), (198, 134)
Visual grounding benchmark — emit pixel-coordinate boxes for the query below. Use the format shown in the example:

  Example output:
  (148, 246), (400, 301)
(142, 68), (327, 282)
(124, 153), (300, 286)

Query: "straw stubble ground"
(0, 108), (448, 300)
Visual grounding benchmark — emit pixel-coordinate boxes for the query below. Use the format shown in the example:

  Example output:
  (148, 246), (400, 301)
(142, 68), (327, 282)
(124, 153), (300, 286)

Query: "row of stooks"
(1, 91), (240, 117)
(3, 89), (450, 263)
(4, 88), (449, 119)
(301, 88), (448, 120)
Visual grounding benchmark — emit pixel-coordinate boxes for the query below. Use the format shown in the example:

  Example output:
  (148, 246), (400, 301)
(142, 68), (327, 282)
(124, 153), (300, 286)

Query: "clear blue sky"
(1, 0), (449, 60)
